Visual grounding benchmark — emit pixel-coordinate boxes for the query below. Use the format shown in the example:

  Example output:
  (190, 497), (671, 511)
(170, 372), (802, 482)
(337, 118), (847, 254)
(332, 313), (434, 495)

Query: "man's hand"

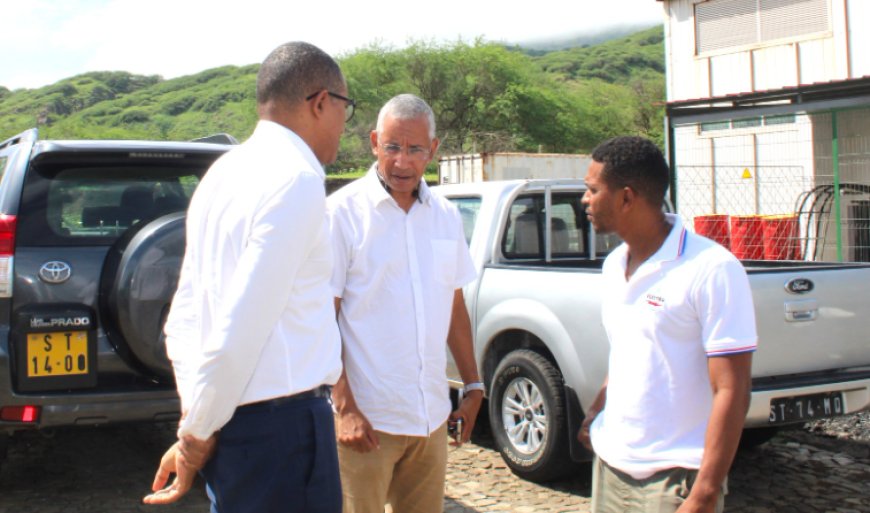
(576, 378), (607, 453)
(576, 412), (598, 451)
(142, 442), (196, 505)
(143, 435), (216, 505)
(337, 407), (380, 452)
(675, 495), (719, 513)
(449, 389), (483, 446)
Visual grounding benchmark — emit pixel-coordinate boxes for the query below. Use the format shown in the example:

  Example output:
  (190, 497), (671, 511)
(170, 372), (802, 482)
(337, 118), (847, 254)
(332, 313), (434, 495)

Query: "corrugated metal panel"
(710, 52), (753, 96)
(753, 44), (798, 91)
(798, 38), (836, 84)
(437, 153), (591, 183)
(668, 1), (698, 101)
(848, 0), (870, 77)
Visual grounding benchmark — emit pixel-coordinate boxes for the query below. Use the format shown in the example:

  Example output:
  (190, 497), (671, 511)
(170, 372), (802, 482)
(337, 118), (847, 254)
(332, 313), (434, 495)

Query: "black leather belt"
(238, 385), (331, 411)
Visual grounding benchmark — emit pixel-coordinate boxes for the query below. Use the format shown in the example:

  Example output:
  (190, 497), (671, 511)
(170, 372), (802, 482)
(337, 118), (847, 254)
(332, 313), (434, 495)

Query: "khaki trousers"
(591, 457), (726, 513)
(338, 422), (447, 513)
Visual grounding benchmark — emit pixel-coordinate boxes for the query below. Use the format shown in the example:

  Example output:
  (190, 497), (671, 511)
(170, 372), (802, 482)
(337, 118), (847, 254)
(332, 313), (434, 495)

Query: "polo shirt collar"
(646, 213), (688, 266)
(363, 162), (432, 207)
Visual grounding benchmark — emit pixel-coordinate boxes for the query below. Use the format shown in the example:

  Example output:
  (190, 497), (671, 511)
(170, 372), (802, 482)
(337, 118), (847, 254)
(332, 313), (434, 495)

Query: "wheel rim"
(500, 377), (548, 455)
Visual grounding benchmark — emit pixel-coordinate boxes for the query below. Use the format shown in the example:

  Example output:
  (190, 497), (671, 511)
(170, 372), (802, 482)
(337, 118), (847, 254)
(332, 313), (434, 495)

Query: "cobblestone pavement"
(1, 419), (868, 513)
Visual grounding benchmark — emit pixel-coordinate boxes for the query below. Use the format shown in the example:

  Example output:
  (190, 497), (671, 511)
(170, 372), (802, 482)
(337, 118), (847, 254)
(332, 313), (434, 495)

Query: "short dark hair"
(591, 136), (670, 203)
(256, 42), (344, 107)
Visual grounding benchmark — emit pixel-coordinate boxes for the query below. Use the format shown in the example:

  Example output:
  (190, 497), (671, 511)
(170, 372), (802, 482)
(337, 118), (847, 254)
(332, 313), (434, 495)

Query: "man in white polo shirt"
(577, 136), (757, 513)
(327, 94), (483, 513)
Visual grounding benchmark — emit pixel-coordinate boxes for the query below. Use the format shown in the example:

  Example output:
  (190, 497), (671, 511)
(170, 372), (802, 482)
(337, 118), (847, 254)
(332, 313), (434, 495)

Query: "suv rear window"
(18, 162), (208, 246)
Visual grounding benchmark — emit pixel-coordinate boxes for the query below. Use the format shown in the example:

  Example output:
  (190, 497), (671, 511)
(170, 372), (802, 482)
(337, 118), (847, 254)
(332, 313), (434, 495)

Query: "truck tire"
(489, 349), (576, 482)
(100, 212), (185, 381)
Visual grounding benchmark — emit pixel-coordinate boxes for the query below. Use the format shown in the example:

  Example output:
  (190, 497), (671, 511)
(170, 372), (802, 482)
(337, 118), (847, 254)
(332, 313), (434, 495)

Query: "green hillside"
(537, 26), (665, 82)
(0, 66), (259, 142)
(0, 27), (665, 171)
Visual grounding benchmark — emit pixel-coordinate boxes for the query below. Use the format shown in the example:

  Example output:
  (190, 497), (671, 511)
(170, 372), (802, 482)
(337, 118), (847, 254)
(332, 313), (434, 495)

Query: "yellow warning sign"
(742, 168), (753, 179)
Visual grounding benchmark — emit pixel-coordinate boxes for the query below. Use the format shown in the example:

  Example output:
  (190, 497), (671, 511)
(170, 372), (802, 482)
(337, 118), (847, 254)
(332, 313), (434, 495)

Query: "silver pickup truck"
(437, 179), (870, 483)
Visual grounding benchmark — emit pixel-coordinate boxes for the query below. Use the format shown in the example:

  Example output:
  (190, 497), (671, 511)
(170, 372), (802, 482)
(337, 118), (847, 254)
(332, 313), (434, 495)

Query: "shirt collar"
(648, 213), (688, 265)
(363, 162), (432, 207)
(251, 120), (326, 180)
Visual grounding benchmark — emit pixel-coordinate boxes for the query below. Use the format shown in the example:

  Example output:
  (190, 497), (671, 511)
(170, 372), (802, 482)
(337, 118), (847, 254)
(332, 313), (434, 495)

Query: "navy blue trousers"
(200, 396), (341, 513)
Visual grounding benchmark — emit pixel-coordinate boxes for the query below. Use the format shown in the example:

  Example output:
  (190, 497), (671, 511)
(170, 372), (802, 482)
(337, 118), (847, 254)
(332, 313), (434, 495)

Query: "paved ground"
(0, 419), (868, 513)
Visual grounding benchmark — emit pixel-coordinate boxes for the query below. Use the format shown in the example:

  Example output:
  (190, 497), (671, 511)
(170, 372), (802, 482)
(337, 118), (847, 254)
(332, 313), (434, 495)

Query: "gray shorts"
(591, 456), (726, 513)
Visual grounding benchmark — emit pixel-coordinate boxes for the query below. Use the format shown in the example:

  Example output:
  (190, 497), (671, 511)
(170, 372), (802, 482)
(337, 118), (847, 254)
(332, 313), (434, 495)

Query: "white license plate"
(769, 392), (844, 424)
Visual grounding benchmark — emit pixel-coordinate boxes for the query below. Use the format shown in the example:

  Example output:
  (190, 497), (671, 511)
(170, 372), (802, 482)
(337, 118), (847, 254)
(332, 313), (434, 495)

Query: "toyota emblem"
(39, 261), (72, 284)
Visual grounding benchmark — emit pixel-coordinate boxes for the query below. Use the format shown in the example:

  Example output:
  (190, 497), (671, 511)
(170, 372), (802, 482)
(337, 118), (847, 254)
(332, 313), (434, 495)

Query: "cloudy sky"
(1, 0), (664, 90)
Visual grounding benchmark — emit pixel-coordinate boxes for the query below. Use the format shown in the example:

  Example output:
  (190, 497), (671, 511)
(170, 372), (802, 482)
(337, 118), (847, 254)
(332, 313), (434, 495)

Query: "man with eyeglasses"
(327, 94), (483, 513)
(142, 41), (349, 513)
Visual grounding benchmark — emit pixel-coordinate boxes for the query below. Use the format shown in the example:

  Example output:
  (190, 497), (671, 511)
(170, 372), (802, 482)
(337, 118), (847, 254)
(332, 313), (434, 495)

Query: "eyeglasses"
(306, 90), (356, 122)
(379, 143), (431, 161)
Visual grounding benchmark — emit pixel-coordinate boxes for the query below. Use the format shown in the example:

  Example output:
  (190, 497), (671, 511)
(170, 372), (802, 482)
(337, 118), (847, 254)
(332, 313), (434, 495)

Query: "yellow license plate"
(27, 331), (89, 377)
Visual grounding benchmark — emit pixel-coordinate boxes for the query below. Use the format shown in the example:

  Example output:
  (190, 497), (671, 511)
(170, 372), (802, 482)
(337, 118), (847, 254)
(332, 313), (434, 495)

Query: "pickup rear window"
(17, 161), (208, 246)
(502, 193), (621, 259)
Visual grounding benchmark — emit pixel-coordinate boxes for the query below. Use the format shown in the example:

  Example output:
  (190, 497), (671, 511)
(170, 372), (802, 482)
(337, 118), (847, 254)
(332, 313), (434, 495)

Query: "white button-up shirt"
(327, 165), (476, 436)
(165, 120), (342, 440)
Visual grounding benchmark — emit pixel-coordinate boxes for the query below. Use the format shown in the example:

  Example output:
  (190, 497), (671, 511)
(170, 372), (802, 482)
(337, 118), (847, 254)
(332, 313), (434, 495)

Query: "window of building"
(700, 120), (731, 132)
(700, 113), (795, 133)
(732, 117), (763, 129)
(696, 0), (830, 54)
(764, 113), (797, 125)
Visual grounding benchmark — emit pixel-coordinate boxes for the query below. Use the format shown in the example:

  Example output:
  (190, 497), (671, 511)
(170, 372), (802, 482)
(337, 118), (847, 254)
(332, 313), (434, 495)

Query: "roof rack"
(0, 128), (39, 151)
(190, 133), (239, 145)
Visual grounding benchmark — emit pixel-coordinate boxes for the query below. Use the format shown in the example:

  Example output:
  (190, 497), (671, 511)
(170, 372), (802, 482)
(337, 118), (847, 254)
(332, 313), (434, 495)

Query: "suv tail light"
(0, 405), (40, 422)
(0, 214), (16, 297)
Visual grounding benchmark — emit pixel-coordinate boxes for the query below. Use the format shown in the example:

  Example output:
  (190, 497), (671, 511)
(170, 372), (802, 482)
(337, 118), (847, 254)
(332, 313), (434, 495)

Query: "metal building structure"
(659, 0), (870, 261)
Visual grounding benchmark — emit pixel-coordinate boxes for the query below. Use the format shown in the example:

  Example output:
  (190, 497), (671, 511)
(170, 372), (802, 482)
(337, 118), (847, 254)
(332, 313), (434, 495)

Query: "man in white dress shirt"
(142, 41), (353, 513)
(327, 94), (483, 513)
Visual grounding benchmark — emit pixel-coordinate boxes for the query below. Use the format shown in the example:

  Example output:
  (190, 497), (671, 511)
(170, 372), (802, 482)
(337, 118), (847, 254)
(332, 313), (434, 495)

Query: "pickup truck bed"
(437, 179), (870, 482)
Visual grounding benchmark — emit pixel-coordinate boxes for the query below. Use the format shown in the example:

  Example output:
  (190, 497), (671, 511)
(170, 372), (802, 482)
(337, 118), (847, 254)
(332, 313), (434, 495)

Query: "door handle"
(784, 299), (818, 322)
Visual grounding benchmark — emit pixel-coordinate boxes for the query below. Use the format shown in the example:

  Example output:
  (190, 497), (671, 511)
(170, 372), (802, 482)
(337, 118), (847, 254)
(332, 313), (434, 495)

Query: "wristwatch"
(462, 382), (486, 395)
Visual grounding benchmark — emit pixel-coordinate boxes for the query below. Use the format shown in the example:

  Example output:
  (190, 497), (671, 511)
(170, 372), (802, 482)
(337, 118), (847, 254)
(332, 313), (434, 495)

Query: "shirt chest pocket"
(430, 239), (457, 287)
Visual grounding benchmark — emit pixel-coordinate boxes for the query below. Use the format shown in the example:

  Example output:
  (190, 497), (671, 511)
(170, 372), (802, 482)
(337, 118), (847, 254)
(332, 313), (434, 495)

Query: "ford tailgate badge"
(785, 278), (814, 294)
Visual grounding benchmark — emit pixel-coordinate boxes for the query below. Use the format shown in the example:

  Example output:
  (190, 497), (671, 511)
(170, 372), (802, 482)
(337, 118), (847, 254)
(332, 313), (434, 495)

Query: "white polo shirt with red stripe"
(589, 213), (757, 479)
